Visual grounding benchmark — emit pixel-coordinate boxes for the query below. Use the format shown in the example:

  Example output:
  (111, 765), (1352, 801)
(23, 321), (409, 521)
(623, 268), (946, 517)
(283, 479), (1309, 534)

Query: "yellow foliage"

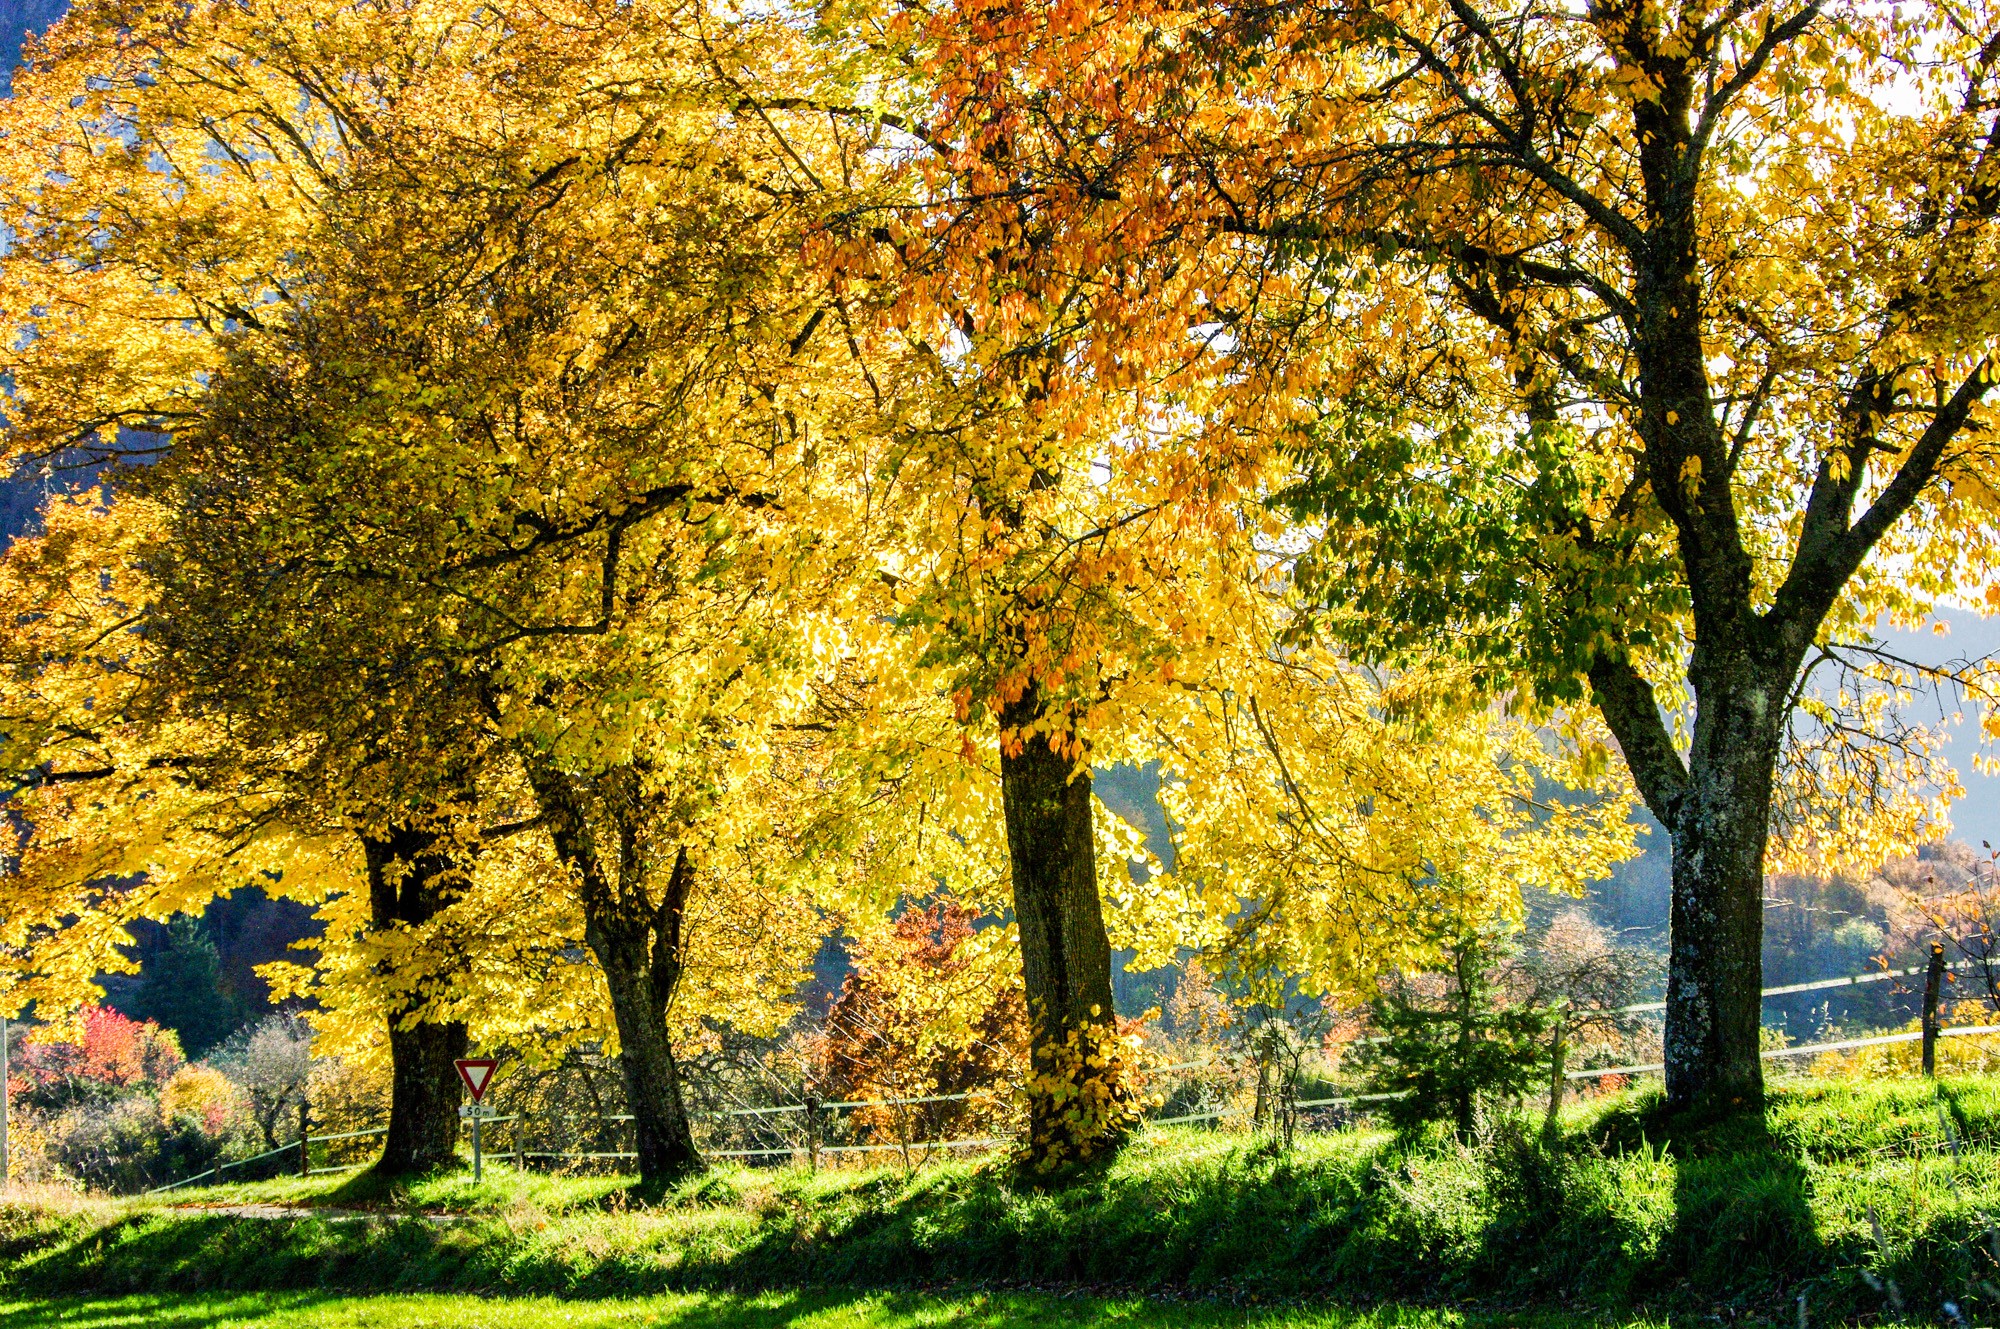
(158, 1065), (244, 1134)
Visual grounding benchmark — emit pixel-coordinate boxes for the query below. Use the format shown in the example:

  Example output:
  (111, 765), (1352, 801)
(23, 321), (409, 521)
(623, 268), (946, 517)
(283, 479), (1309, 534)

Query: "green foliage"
(1353, 930), (1551, 1138)
(1280, 415), (1685, 705)
(4, 1078), (2000, 1321)
(128, 918), (249, 1062)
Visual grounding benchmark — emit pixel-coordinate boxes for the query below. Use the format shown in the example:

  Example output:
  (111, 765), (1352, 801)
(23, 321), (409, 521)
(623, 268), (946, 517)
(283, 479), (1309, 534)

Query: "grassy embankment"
(0, 1291), (1624, 1329)
(4, 1078), (1999, 1324)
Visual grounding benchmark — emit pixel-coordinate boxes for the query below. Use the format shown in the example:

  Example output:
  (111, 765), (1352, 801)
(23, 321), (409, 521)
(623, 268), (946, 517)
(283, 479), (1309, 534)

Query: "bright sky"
(1882, 608), (2000, 850)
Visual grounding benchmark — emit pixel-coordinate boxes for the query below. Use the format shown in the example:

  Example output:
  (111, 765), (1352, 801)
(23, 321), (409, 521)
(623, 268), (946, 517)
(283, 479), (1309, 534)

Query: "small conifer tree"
(1355, 926), (1548, 1139)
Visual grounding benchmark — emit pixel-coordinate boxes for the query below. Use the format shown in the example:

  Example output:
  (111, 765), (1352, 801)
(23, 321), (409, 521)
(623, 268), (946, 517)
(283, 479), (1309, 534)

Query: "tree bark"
(1595, 651), (1784, 1115)
(1000, 686), (1128, 1169)
(1543, 1021), (1567, 1143)
(1662, 695), (1782, 1113)
(587, 892), (701, 1188)
(363, 824), (469, 1176)
(523, 761), (702, 1190)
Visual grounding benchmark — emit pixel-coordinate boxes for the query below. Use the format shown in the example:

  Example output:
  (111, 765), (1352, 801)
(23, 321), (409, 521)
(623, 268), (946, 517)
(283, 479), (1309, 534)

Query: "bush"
(211, 1014), (312, 1150)
(15, 1008), (183, 1112)
(159, 1065), (248, 1137)
(37, 1096), (231, 1193)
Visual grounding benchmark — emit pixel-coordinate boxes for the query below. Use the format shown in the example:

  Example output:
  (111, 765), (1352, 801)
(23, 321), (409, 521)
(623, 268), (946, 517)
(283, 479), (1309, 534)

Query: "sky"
(0, 0), (66, 97)
(1881, 608), (2000, 850)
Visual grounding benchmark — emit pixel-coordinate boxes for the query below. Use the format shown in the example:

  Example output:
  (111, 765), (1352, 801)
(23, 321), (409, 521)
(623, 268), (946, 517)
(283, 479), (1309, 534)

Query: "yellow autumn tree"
(1, 0), (997, 1186)
(890, 0), (2000, 1115)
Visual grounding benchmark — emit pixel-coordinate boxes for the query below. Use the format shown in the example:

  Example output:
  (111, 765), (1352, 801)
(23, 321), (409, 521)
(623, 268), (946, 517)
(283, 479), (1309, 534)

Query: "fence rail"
(1566, 1023), (2000, 1080)
(1618, 958), (1983, 1015)
(135, 958), (2000, 1196)
(145, 1124), (390, 1196)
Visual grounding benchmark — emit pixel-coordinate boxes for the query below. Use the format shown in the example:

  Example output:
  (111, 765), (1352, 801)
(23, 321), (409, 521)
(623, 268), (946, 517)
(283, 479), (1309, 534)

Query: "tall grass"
(4, 1077), (1998, 1321)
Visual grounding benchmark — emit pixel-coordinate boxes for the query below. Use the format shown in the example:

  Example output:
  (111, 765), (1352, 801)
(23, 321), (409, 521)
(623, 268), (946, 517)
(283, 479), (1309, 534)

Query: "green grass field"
(7, 1078), (2000, 1325)
(0, 1291), (1634, 1329)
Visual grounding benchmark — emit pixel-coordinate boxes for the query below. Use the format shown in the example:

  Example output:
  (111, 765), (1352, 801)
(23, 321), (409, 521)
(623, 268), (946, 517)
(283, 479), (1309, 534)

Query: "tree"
(128, 916), (247, 1060)
(1521, 912), (1656, 1138)
(1354, 926), (1550, 1140)
(0, 0), (567, 1174)
(812, 900), (1029, 1149)
(834, 258), (1248, 1171)
(1, 0), (983, 1189)
(212, 1014), (312, 1152)
(905, 0), (2000, 1113)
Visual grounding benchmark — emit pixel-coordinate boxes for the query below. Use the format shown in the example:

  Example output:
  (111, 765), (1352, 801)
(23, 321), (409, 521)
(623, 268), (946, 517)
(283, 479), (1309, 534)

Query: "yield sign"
(454, 1058), (499, 1102)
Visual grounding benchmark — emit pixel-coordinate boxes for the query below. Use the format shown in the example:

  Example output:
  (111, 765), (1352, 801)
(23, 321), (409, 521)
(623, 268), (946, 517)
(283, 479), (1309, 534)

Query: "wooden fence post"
(1923, 942), (1947, 1079)
(298, 1099), (311, 1177)
(804, 1090), (822, 1174)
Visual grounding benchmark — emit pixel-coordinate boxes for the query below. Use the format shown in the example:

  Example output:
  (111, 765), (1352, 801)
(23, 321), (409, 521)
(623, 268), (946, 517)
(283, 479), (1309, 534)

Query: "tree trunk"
(523, 762), (703, 1191)
(587, 913), (702, 1189)
(1000, 687), (1129, 1172)
(1660, 672), (1784, 1115)
(363, 825), (469, 1176)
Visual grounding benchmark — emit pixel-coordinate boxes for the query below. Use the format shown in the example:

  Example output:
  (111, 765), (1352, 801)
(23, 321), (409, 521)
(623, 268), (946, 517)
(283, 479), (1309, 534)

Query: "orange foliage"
(17, 1006), (183, 1104)
(811, 902), (1029, 1144)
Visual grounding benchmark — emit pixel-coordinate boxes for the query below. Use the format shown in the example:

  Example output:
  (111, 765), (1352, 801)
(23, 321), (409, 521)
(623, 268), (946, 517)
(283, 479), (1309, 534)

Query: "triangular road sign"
(454, 1057), (498, 1102)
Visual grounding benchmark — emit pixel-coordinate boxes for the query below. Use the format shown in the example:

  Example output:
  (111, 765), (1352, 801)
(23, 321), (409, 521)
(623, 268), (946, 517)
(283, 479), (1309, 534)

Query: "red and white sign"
(454, 1058), (498, 1102)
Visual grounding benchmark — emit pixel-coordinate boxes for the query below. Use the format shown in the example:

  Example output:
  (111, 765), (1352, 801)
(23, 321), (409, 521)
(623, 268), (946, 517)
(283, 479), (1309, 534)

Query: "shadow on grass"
(11, 1090), (1993, 1319)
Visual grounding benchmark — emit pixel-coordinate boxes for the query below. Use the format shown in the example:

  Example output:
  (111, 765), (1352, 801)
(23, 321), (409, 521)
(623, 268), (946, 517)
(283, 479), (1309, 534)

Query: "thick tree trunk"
(1597, 646), (1785, 1115)
(1000, 688), (1129, 1170)
(381, 1017), (468, 1174)
(1656, 644), (1789, 1114)
(363, 825), (468, 1176)
(587, 917), (702, 1188)
(523, 761), (702, 1191)
(1661, 767), (1772, 1112)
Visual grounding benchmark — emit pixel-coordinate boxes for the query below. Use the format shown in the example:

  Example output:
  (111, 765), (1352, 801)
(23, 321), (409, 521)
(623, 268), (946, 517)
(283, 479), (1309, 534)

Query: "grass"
(0, 1291), (1636, 1329)
(181, 1165), (636, 1217)
(7, 1076), (2000, 1323)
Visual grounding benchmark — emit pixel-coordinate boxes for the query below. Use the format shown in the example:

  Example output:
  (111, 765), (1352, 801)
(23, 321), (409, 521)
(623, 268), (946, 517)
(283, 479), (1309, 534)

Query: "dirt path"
(164, 1203), (470, 1223)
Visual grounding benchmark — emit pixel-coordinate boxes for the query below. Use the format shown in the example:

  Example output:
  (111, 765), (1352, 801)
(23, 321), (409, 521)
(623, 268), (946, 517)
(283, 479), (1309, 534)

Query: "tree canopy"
(3, 0), (1982, 1173)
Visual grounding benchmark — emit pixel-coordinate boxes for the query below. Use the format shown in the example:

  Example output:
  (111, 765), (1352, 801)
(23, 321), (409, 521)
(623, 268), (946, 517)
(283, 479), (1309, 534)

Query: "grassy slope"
(0, 1291), (1623, 1329)
(4, 1078), (1998, 1322)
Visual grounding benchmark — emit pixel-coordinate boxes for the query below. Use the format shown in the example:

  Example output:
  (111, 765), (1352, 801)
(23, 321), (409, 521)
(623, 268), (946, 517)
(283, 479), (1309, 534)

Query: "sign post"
(454, 1058), (499, 1182)
(1, 1014), (10, 1191)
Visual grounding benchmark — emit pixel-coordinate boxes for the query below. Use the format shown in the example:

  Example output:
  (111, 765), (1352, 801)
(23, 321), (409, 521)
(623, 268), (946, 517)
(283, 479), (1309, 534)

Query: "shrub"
(211, 1014), (312, 1149)
(159, 1064), (247, 1136)
(39, 1095), (225, 1193)
(16, 1007), (183, 1111)
(1354, 928), (1549, 1139)
(808, 901), (1029, 1146)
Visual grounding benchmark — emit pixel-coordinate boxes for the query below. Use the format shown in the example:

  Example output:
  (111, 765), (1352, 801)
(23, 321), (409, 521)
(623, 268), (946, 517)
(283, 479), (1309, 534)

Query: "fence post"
(1923, 942), (1947, 1079)
(298, 1099), (311, 1178)
(1, 1013), (10, 1191)
(804, 1089), (822, 1174)
(1279, 1055), (1298, 1151)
